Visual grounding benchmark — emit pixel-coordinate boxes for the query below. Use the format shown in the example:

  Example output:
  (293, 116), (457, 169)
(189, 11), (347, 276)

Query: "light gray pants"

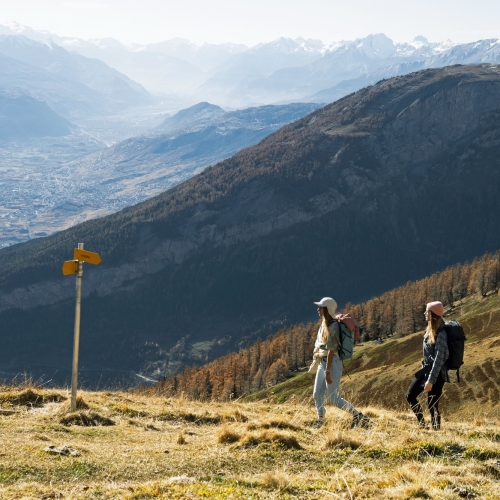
(313, 355), (357, 418)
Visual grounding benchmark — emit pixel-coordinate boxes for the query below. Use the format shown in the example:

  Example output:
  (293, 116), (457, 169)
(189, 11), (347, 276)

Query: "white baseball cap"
(314, 297), (338, 317)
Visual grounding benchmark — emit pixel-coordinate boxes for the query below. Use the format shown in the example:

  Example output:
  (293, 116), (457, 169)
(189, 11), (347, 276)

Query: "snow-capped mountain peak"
(3, 21), (60, 43)
(355, 33), (396, 58)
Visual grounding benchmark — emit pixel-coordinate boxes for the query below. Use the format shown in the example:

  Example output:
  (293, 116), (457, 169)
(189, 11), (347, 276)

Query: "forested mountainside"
(1, 64), (500, 385)
(158, 250), (500, 400)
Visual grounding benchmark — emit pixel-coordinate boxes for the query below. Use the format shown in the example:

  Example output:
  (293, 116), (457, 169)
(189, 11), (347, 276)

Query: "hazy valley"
(0, 101), (320, 247)
(6, 23), (500, 108)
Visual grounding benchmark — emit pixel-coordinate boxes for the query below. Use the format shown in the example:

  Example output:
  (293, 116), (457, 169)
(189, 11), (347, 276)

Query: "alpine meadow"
(1, 10), (500, 500)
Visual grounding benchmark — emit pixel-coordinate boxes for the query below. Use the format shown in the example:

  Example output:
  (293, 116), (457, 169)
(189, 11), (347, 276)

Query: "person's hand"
(326, 372), (332, 385)
(423, 382), (433, 392)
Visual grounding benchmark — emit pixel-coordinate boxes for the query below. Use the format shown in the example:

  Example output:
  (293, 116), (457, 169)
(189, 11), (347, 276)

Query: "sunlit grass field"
(0, 386), (499, 499)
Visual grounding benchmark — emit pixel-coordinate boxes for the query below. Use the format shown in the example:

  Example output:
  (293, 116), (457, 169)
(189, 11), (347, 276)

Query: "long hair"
(425, 310), (444, 344)
(320, 308), (334, 344)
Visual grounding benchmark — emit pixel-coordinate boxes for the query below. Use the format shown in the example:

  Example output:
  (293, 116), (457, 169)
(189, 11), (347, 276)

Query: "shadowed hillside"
(1, 65), (500, 384)
(0, 91), (73, 142)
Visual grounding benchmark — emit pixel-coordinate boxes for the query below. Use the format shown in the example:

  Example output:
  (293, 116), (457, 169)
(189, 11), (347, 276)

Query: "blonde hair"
(425, 310), (444, 344)
(320, 308), (334, 344)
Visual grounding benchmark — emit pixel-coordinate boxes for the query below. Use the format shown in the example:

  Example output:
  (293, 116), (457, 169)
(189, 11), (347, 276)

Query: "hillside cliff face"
(1, 65), (500, 384)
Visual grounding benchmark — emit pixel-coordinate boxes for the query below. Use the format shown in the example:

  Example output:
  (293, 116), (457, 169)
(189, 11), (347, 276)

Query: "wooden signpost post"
(62, 243), (101, 412)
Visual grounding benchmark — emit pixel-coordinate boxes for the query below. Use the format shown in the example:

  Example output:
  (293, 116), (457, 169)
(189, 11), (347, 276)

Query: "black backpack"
(443, 321), (466, 382)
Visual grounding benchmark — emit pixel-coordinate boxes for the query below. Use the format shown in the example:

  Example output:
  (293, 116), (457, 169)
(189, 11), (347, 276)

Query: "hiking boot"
(351, 413), (370, 429)
(312, 418), (325, 429)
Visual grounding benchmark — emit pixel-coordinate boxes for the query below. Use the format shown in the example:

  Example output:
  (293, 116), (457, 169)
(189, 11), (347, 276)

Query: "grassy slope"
(245, 293), (500, 418)
(0, 388), (499, 499)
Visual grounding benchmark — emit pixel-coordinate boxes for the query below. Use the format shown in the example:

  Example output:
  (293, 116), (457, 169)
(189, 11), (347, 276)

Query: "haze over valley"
(3, 22), (500, 109)
(2, 22), (500, 248)
(0, 99), (320, 247)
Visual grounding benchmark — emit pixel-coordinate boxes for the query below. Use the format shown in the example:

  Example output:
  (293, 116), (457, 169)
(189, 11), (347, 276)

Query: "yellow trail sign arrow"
(62, 260), (79, 275)
(73, 248), (101, 265)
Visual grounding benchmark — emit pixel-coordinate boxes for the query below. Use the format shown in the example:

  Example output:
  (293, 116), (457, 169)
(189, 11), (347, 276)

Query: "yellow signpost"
(73, 248), (102, 265)
(62, 260), (78, 276)
(62, 243), (101, 412)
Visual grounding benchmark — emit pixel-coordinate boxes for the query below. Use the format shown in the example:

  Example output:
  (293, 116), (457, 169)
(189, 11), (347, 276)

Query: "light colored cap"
(426, 301), (444, 317)
(314, 297), (338, 317)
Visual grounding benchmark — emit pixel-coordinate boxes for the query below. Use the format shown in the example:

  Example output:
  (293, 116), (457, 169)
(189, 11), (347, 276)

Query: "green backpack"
(335, 314), (360, 360)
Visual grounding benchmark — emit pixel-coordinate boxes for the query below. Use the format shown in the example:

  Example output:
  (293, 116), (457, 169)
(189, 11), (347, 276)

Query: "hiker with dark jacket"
(311, 297), (370, 429)
(406, 301), (450, 430)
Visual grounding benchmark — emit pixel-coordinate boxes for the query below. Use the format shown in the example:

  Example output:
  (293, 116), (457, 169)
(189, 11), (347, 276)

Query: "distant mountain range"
(0, 33), (152, 121)
(2, 23), (500, 108)
(1, 21), (500, 143)
(0, 65), (499, 386)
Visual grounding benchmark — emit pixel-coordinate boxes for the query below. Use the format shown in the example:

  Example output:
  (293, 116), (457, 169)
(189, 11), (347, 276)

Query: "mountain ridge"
(0, 90), (73, 141)
(4, 23), (500, 108)
(0, 34), (152, 120)
(1, 65), (500, 385)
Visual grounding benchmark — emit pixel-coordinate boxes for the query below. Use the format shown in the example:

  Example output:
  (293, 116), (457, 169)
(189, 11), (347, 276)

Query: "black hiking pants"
(406, 372), (445, 429)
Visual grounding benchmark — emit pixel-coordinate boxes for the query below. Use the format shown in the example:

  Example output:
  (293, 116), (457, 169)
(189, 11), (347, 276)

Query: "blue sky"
(2, 0), (500, 46)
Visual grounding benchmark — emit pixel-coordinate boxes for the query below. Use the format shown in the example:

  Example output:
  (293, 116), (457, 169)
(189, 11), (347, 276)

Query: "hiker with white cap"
(406, 300), (450, 430)
(311, 297), (370, 429)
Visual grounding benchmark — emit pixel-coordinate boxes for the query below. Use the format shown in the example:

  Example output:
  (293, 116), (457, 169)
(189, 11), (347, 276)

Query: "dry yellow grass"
(0, 386), (499, 499)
